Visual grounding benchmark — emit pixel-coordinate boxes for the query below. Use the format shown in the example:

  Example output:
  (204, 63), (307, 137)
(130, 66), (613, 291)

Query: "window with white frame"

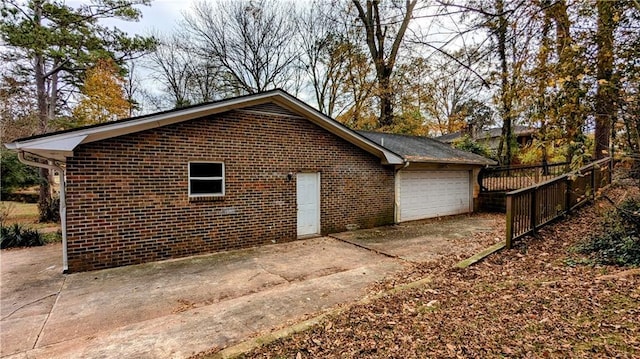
(189, 162), (225, 197)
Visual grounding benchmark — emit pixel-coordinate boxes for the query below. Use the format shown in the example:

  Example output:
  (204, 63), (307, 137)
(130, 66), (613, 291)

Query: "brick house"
(6, 90), (494, 272)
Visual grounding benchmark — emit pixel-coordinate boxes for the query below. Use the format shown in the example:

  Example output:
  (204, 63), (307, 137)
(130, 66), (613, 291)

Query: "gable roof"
(5, 90), (404, 165)
(358, 131), (496, 166)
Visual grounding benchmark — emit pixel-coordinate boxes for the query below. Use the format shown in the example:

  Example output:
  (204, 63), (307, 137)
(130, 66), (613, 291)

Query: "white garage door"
(398, 170), (471, 222)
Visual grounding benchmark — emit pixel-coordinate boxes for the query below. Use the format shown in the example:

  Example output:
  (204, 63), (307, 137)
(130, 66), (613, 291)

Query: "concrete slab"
(332, 214), (500, 263)
(1, 238), (405, 358)
(1, 244), (64, 356)
(22, 263), (400, 359)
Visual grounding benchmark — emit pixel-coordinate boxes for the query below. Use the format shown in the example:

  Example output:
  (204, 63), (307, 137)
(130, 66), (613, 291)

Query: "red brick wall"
(65, 108), (395, 272)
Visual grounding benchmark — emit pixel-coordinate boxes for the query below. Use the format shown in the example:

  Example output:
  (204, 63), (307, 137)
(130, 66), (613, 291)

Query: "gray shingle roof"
(357, 131), (496, 166)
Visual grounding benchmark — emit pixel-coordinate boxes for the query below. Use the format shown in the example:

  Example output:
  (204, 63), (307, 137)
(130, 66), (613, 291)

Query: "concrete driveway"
(0, 214), (501, 358)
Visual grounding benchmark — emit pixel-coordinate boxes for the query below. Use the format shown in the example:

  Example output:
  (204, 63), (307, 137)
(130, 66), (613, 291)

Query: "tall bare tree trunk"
(537, 6), (552, 171)
(495, 0), (512, 166)
(551, 0), (583, 165)
(353, 0), (417, 129)
(33, 0), (52, 221)
(594, 0), (616, 159)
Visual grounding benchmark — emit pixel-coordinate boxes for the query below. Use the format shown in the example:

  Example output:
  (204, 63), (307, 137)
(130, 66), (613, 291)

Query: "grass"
(1, 201), (62, 243)
(1, 201), (39, 223)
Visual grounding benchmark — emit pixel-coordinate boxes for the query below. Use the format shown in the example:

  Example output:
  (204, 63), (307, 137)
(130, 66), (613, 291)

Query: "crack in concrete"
(33, 275), (67, 349)
(328, 235), (415, 264)
(1, 293), (58, 321)
(254, 261), (290, 284)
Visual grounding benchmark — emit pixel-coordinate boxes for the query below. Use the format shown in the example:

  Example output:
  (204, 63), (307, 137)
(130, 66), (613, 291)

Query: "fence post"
(530, 189), (537, 233)
(506, 194), (513, 249)
(565, 176), (571, 214)
(591, 167), (596, 200)
(609, 157), (613, 185)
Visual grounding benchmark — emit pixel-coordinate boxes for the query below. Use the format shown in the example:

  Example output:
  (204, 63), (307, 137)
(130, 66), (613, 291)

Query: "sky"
(60, 0), (472, 112)
(68, 0), (195, 36)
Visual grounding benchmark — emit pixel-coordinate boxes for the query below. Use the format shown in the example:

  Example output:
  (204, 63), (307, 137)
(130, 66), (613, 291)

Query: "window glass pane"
(190, 179), (223, 195)
(190, 163), (222, 177)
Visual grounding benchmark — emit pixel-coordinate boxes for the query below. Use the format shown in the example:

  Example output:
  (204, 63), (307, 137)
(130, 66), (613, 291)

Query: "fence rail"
(479, 162), (570, 192)
(505, 157), (612, 249)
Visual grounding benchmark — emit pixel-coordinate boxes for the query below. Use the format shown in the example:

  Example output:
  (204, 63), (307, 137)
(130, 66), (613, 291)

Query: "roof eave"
(5, 90), (405, 166)
(406, 158), (496, 166)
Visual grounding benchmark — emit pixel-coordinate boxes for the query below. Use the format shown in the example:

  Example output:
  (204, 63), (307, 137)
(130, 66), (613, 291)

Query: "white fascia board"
(6, 90), (406, 165)
(6, 92), (280, 158)
(10, 135), (88, 161)
(15, 134), (87, 152)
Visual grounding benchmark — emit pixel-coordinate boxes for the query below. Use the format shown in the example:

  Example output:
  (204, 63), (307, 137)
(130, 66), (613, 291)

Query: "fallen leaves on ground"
(241, 185), (640, 359)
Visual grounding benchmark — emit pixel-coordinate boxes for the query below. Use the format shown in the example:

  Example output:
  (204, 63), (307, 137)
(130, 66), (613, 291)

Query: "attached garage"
(358, 130), (496, 223)
(397, 170), (471, 222)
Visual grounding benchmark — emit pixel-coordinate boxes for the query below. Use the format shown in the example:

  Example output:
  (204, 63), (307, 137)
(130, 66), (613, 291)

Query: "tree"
(297, 3), (351, 117)
(612, 2), (640, 161)
(1, 149), (39, 200)
(440, 0), (535, 165)
(494, 0), (513, 166)
(147, 32), (224, 109)
(594, 0), (618, 159)
(547, 0), (588, 167)
(0, 74), (38, 142)
(0, 0), (156, 220)
(334, 38), (378, 130)
(415, 52), (485, 136)
(352, 0), (417, 128)
(183, 0), (300, 95)
(453, 99), (495, 137)
(72, 59), (130, 126)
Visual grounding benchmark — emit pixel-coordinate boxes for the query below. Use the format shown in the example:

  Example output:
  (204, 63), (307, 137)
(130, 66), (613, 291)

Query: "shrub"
(1, 149), (40, 200)
(452, 135), (493, 159)
(39, 196), (60, 223)
(0, 223), (45, 249)
(576, 198), (640, 266)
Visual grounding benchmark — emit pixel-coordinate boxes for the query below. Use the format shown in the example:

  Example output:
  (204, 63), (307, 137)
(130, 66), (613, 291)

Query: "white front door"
(296, 173), (320, 236)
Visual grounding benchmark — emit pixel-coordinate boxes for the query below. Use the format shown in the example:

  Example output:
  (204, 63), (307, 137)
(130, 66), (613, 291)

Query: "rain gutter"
(17, 151), (68, 273)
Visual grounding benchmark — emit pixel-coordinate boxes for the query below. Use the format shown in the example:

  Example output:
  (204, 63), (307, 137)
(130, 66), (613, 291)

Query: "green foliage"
(0, 0), (157, 130)
(567, 133), (593, 170)
(576, 198), (640, 267)
(385, 107), (427, 136)
(0, 223), (45, 249)
(0, 149), (39, 200)
(453, 135), (493, 158)
(517, 139), (567, 165)
(0, 0), (157, 74)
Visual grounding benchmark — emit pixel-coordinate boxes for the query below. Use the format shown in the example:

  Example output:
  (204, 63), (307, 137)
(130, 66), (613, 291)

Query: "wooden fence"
(479, 162), (570, 192)
(505, 157), (612, 249)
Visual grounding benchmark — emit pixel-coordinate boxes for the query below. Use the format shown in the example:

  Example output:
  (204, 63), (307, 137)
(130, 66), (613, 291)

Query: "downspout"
(18, 151), (68, 273)
(394, 161), (410, 223)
